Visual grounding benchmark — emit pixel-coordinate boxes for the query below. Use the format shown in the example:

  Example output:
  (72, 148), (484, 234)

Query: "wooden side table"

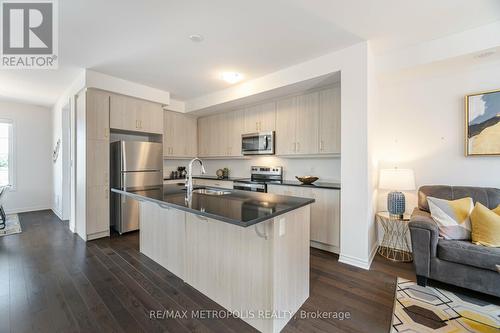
(376, 212), (413, 262)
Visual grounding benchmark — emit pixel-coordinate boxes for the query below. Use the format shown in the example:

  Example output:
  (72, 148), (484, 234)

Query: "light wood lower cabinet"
(138, 200), (311, 333)
(267, 185), (340, 253)
(192, 178), (233, 189)
(139, 201), (186, 279)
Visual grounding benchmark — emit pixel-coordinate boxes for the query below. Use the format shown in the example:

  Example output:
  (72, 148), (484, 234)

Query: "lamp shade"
(379, 168), (415, 191)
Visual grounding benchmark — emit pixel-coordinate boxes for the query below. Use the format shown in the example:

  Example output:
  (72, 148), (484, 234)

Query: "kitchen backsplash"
(163, 156), (341, 182)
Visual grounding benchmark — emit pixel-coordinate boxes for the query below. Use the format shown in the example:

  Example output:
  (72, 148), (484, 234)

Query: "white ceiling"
(0, 0), (499, 107)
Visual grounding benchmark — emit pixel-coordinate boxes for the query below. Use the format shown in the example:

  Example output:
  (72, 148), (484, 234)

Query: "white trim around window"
(0, 118), (16, 191)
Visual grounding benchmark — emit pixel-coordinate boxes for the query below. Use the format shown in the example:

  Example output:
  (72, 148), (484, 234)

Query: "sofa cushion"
(470, 202), (500, 247)
(418, 185), (500, 213)
(437, 239), (500, 272)
(427, 196), (473, 240)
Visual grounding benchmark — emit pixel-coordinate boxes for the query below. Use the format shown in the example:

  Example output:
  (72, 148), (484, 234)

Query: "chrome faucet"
(185, 158), (206, 200)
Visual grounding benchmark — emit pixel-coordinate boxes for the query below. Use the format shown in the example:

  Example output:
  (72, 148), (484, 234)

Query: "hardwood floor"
(0, 210), (415, 333)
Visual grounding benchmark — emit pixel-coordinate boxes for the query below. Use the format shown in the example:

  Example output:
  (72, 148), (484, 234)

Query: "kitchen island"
(111, 184), (314, 333)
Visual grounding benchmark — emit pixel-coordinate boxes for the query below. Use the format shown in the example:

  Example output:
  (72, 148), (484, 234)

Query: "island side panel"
(184, 212), (275, 333)
(139, 201), (186, 279)
(272, 204), (311, 333)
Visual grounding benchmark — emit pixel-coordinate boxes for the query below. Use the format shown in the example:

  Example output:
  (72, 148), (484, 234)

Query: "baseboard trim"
(368, 242), (378, 268)
(4, 205), (52, 215)
(339, 243), (379, 270)
(339, 254), (371, 270)
(87, 230), (110, 241)
(52, 208), (63, 220)
(310, 240), (339, 254)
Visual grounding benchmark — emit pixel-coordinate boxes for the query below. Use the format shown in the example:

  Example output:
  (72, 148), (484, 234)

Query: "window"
(0, 120), (14, 187)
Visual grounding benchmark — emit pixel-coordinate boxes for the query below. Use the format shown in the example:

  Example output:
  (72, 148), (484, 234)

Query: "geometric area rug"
(0, 214), (21, 237)
(392, 278), (500, 332)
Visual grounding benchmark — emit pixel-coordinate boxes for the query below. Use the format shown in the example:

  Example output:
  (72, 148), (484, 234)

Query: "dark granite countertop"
(111, 184), (314, 227)
(164, 176), (341, 189)
(163, 175), (245, 182)
(267, 180), (341, 190)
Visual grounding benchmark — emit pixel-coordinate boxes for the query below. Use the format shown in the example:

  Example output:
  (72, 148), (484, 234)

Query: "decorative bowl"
(295, 176), (319, 185)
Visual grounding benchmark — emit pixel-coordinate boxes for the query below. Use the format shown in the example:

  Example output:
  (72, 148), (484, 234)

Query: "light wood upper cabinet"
(319, 87), (341, 154)
(295, 92), (319, 155)
(164, 111), (198, 158)
(276, 97), (298, 155)
(243, 102), (276, 133)
(197, 115), (210, 157)
(86, 89), (110, 140)
(110, 93), (163, 134)
(276, 87), (339, 156)
(225, 109), (244, 157)
(198, 111), (243, 158)
(197, 85), (340, 158)
(138, 100), (164, 134)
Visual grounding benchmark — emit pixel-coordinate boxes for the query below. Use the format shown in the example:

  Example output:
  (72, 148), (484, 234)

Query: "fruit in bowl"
(295, 176), (319, 185)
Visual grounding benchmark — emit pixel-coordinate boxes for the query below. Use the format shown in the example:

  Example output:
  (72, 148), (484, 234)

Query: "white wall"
(164, 157), (341, 182)
(374, 55), (500, 212)
(0, 101), (52, 214)
(51, 71), (85, 224)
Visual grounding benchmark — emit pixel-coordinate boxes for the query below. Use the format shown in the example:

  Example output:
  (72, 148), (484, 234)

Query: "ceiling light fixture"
(188, 34), (204, 42)
(220, 72), (243, 84)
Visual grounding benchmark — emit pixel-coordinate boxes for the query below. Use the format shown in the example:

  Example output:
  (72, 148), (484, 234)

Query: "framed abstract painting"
(465, 89), (500, 156)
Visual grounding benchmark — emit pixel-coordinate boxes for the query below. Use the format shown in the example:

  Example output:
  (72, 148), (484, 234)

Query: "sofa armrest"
(409, 208), (439, 277)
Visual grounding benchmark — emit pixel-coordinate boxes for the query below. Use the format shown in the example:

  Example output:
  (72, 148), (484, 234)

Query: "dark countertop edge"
(164, 176), (341, 189)
(111, 188), (314, 227)
(269, 181), (341, 190)
(163, 176), (245, 182)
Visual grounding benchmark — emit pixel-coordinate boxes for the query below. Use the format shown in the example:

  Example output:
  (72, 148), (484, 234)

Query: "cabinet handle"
(136, 120), (139, 128)
(293, 142), (296, 152)
(320, 140), (324, 151)
(104, 128), (109, 138)
(259, 121), (262, 131)
(139, 120), (142, 129)
(297, 142), (300, 152)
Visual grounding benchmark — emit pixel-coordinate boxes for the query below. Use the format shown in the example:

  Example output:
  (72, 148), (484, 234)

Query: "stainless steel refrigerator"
(110, 141), (163, 234)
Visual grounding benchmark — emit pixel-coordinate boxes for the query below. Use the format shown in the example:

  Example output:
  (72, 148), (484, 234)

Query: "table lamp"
(379, 168), (415, 218)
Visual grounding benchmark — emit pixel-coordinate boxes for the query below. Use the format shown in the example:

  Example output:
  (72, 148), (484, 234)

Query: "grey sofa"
(409, 185), (500, 297)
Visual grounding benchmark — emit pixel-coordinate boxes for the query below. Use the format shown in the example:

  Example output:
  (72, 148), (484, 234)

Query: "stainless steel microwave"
(241, 131), (275, 155)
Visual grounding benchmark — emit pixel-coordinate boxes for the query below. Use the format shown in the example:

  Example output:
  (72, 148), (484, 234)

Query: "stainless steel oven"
(241, 131), (275, 155)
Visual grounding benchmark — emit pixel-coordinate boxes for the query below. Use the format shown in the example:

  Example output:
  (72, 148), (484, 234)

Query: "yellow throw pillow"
(470, 202), (500, 247)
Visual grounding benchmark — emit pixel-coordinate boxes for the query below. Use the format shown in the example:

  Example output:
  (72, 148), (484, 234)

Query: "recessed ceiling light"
(188, 34), (204, 42)
(220, 72), (243, 84)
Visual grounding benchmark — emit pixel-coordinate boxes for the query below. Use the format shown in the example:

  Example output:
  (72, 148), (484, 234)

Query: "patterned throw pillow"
(470, 203), (500, 247)
(427, 196), (474, 240)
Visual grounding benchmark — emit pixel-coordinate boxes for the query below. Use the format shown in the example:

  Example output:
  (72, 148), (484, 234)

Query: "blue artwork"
(466, 90), (500, 155)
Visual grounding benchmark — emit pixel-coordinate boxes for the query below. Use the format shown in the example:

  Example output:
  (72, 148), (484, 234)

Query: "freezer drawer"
(121, 170), (162, 188)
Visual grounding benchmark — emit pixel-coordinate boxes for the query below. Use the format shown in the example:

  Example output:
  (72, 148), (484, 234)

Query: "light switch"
(279, 218), (286, 236)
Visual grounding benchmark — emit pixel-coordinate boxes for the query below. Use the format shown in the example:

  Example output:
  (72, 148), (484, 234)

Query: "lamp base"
(387, 191), (405, 217)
